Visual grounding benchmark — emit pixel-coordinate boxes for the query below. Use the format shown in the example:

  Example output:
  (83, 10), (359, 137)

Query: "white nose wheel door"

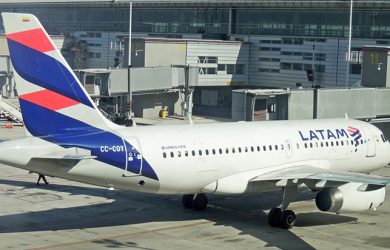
(122, 137), (143, 177)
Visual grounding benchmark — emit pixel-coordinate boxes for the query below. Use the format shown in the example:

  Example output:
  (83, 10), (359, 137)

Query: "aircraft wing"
(250, 166), (390, 188)
(203, 164), (390, 194)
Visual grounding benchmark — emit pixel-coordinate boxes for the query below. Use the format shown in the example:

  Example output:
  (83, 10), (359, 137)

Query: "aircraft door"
(362, 126), (376, 157)
(285, 139), (293, 158)
(123, 137), (143, 176)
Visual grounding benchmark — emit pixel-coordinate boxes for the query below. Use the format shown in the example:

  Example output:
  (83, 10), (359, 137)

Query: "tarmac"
(1, 121), (390, 250)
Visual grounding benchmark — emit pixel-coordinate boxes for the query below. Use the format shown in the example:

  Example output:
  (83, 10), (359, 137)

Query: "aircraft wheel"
(192, 193), (208, 211)
(280, 210), (296, 229)
(182, 194), (194, 209)
(268, 207), (282, 227)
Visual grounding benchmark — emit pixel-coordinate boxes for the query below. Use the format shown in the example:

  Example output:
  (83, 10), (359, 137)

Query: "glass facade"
(0, 7), (229, 35)
(1, 5), (390, 39)
(235, 9), (390, 39)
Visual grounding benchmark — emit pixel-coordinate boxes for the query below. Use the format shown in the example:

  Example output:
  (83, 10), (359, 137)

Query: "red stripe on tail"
(7, 28), (55, 53)
(19, 89), (79, 111)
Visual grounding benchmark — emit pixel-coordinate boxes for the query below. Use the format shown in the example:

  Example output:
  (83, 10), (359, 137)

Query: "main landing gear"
(268, 183), (298, 229)
(182, 193), (208, 211)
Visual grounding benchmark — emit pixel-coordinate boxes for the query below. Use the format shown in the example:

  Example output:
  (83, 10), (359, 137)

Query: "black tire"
(280, 210), (296, 229)
(182, 194), (194, 209)
(192, 193), (208, 211)
(268, 207), (282, 227)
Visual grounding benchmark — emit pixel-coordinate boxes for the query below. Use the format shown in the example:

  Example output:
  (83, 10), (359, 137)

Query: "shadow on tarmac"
(0, 178), (357, 249)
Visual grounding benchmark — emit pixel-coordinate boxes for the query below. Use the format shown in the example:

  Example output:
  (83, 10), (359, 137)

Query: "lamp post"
(345, 0), (353, 87)
(127, 0), (133, 124)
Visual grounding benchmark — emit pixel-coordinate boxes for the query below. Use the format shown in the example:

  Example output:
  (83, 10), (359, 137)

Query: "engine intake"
(315, 183), (386, 213)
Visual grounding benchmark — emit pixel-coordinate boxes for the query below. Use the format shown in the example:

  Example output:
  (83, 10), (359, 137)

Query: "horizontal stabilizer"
(33, 154), (97, 160)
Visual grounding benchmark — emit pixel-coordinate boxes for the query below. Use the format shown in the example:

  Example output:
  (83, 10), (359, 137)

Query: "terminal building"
(1, 0), (390, 120)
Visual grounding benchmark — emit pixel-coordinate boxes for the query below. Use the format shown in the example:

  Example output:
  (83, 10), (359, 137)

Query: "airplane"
(0, 12), (390, 230)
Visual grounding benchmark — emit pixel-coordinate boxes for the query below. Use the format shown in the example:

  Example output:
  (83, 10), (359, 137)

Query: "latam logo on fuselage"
(299, 128), (350, 141)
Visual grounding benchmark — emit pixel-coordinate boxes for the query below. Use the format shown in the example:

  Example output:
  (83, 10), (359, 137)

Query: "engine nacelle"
(315, 183), (386, 213)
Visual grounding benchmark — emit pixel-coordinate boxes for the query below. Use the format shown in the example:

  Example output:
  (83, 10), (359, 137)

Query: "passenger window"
(263, 145), (267, 151)
(315, 142), (318, 148)
(192, 150), (196, 156)
(269, 145), (272, 151)
(275, 145), (278, 150)
(320, 142), (323, 147)
(340, 141), (344, 146)
(219, 148), (222, 154)
(325, 142), (329, 147)
(205, 149), (209, 155)
(304, 143), (307, 148)
(225, 148), (229, 154)
(296, 143), (300, 149)
(177, 151), (181, 157)
(257, 146), (260, 151)
(212, 149), (216, 155)
(170, 152), (174, 158)
(310, 142), (313, 148)
(346, 140), (349, 145)
(238, 147), (242, 153)
(330, 141), (334, 147)
(335, 141), (339, 146)
(281, 144), (284, 150)
(360, 139), (363, 144)
(232, 147), (236, 153)
(251, 146), (254, 152)
(199, 150), (202, 156)
(351, 140), (354, 145)
(245, 147), (248, 152)
(163, 152), (167, 158)
(185, 151), (189, 157)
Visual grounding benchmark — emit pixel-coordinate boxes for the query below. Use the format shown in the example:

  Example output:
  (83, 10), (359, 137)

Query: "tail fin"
(2, 13), (114, 136)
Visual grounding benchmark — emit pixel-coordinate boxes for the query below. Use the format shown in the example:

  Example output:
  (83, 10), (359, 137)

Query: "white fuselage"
(0, 118), (389, 195)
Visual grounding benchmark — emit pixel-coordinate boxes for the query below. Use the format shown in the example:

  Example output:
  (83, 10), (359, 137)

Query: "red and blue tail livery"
(2, 13), (158, 180)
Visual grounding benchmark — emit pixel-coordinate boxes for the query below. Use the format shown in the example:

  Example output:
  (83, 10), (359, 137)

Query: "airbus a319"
(0, 13), (390, 229)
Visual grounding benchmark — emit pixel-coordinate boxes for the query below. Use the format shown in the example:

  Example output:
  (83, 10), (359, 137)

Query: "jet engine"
(315, 182), (386, 213)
